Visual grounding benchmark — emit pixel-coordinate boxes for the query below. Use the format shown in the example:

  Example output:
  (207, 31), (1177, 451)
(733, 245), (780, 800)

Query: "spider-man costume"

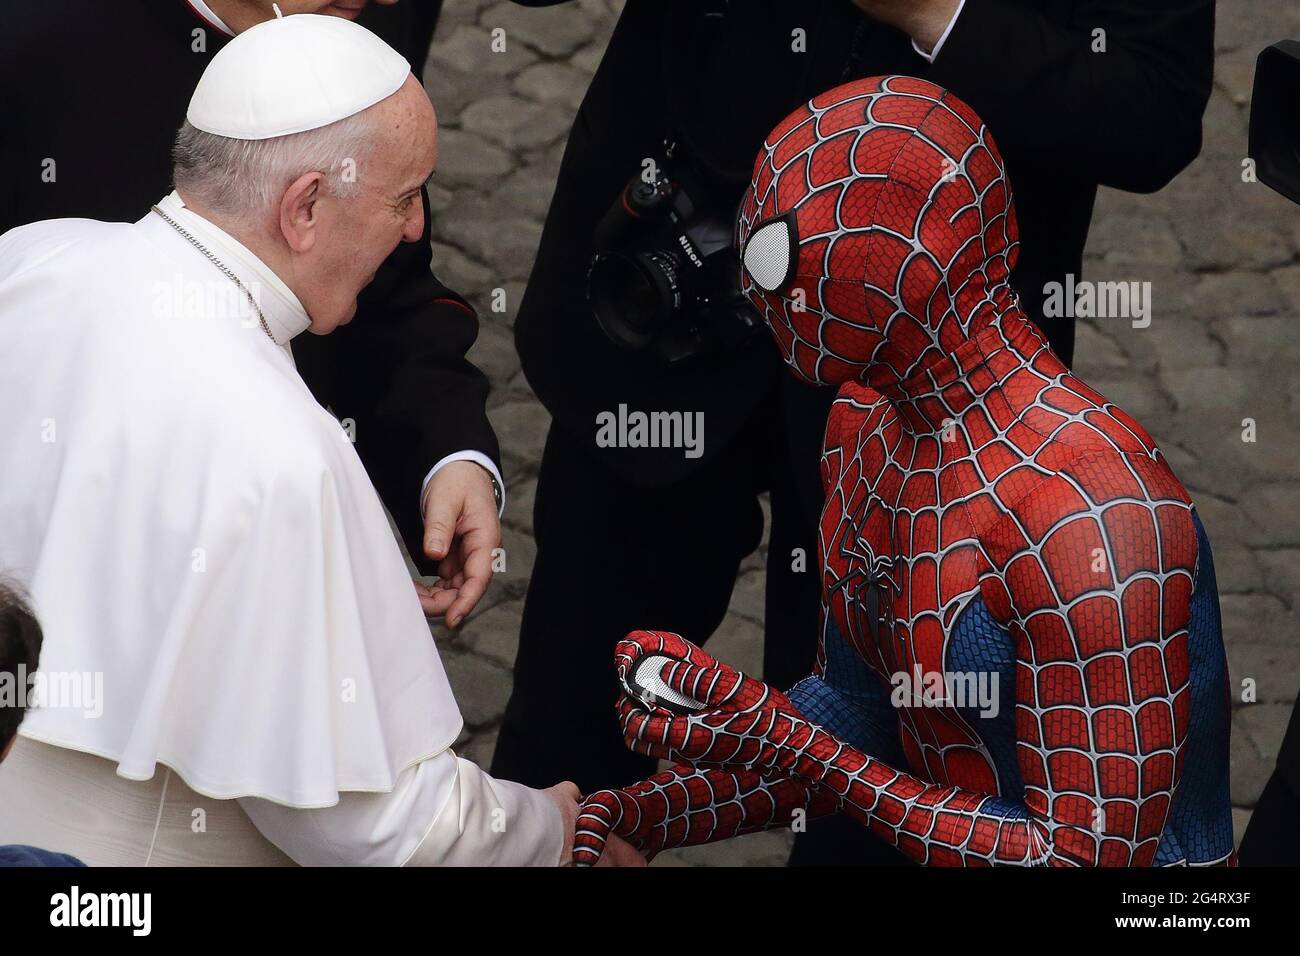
(573, 76), (1235, 867)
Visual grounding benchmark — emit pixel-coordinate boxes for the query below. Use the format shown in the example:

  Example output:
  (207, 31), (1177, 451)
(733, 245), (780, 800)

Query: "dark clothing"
(494, 0), (1215, 868)
(0, 0), (493, 571)
(1239, 700), (1300, 866)
(0, 844), (84, 867)
(493, 373), (828, 792)
(510, 0), (1215, 488)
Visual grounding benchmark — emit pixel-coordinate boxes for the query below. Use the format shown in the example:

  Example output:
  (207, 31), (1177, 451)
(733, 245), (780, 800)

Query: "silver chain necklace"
(151, 205), (276, 344)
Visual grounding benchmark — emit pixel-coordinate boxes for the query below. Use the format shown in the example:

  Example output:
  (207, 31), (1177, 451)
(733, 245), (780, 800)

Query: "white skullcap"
(187, 12), (411, 140)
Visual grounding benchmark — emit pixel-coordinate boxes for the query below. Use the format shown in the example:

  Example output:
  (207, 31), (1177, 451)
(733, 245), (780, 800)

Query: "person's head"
(735, 76), (1021, 394)
(210, 0), (400, 33)
(173, 56), (437, 333)
(0, 581), (42, 764)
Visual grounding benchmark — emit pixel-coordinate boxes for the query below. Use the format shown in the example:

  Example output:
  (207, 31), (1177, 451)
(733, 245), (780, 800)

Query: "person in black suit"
(491, 0), (1215, 863)
(0, 0), (501, 627)
(1239, 705), (1300, 865)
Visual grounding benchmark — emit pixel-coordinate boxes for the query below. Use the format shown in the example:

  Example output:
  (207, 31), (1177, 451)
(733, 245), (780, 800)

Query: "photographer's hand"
(850, 0), (962, 56)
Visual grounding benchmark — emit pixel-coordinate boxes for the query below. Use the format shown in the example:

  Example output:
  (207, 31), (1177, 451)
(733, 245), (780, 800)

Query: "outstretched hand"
(417, 460), (500, 627)
(573, 786), (663, 867)
(573, 764), (840, 866)
(569, 633), (847, 865)
(546, 781), (646, 867)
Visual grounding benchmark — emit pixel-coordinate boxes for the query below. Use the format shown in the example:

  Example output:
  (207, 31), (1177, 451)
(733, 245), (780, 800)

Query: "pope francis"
(0, 13), (634, 867)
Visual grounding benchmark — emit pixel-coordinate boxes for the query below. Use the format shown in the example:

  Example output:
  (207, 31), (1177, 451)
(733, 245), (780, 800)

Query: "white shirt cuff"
(421, 451), (505, 517)
(912, 0), (966, 63)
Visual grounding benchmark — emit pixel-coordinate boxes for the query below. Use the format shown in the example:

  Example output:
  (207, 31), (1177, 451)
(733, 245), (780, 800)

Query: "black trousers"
(490, 374), (906, 864)
(1238, 771), (1300, 866)
(1238, 700), (1300, 866)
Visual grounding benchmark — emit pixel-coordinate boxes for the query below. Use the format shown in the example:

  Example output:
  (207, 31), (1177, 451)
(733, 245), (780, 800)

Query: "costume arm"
(572, 628), (896, 865)
(621, 492), (1200, 870)
(239, 751), (565, 867)
(573, 765), (836, 866)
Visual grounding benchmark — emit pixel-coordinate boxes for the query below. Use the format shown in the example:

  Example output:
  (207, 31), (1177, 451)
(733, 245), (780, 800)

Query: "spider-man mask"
(736, 75), (1021, 388)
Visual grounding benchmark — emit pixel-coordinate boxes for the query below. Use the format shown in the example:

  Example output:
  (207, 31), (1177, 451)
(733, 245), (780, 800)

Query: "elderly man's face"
(297, 75), (436, 333)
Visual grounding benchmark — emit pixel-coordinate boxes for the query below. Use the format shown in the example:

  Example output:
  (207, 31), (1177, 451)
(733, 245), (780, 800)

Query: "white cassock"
(0, 192), (563, 866)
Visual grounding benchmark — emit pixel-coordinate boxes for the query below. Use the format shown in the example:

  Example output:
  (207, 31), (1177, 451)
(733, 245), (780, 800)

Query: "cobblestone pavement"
(418, 0), (1300, 864)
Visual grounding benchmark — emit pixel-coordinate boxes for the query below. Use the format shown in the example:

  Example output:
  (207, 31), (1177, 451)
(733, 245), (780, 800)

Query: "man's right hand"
(542, 781), (582, 865)
(593, 832), (647, 867)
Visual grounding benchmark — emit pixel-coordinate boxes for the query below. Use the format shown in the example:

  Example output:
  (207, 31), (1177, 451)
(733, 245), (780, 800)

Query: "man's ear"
(278, 171), (327, 254)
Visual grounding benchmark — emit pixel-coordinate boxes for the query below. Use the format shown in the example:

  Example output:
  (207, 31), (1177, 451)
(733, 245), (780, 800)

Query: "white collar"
(153, 191), (312, 347)
(184, 0), (236, 37)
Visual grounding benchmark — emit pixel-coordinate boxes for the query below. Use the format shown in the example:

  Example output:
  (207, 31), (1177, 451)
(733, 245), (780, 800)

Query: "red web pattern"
(736, 75), (1020, 392)
(573, 764), (836, 866)
(574, 77), (1216, 867)
(573, 633), (833, 866)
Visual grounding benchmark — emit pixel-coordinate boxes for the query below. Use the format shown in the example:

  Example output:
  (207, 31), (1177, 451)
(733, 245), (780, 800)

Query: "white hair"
(171, 111), (376, 224)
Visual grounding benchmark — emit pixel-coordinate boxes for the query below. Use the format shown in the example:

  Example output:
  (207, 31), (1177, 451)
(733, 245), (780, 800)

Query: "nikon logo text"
(677, 234), (704, 268)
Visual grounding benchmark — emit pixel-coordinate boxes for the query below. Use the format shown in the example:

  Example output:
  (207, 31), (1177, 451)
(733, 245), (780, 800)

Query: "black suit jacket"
(0, 0), (496, 569)
(512, 0), (1214, 487)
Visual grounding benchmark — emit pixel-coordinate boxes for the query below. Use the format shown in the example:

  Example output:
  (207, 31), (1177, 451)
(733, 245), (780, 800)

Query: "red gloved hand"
(614, 630), (819, 773)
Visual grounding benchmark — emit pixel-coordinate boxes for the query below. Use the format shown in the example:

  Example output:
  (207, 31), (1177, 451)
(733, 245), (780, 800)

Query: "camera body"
(1250, 40), (1300, 206)
(586, 141), (764, 364)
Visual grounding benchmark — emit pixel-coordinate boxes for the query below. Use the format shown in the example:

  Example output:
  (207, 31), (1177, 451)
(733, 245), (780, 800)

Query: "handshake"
(545, 782), (645, 867)
(564, 631), (834, 867)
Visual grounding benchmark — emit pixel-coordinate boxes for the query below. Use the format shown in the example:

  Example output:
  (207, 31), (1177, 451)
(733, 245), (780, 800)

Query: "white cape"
(0, 198), (463, 808)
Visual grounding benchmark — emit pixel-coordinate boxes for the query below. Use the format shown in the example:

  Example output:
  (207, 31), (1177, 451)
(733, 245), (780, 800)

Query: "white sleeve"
(237, 751), (565, 866)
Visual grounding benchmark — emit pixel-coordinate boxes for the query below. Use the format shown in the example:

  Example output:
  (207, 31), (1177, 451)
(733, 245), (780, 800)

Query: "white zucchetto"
(187, 12), (411, 140)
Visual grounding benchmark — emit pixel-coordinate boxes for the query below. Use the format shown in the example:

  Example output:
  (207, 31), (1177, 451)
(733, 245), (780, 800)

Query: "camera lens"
(587, 249), (684, 350)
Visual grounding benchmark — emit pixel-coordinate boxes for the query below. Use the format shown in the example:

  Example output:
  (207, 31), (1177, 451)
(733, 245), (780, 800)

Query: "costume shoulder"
(1027, 372), (1162, 460)
(1019, 372), (1190, 509)
(954, 370), (1195, 584)
(969, 371), (1198, 620)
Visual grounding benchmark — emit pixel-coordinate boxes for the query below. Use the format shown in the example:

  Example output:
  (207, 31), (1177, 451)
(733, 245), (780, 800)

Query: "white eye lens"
(743, 218), (793, 292)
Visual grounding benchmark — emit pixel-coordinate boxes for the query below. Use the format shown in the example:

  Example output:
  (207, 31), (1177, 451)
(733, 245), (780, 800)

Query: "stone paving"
(418, 0), (1300, 864)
